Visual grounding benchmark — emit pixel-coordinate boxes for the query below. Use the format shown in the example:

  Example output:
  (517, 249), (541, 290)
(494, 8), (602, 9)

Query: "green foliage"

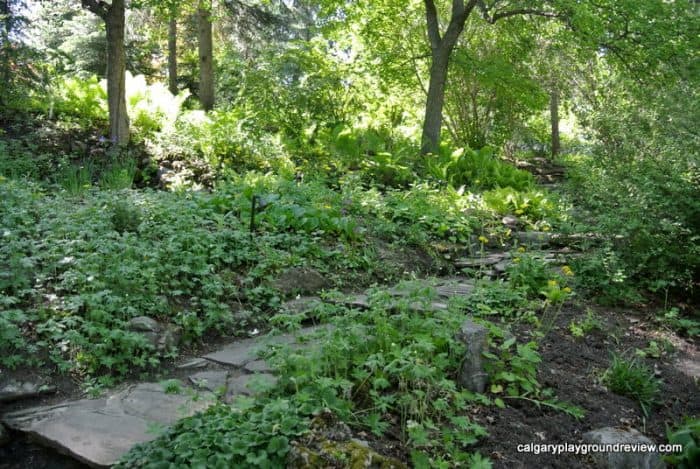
(116, 399), (309, 468)
(426, 146), (534, 191)
(269, 288), (491, 465)
(50, 75), (108, 127)
(505, 253), (551, 299)
(100, 158), (136, 190)
(568, 310), (603, 339)
(602, 354), (661, 417)
(482, 188), (559, 227)
(657, 307), (700, 339)
(665, 417), (700, 469)
(58, 162), (93, 195)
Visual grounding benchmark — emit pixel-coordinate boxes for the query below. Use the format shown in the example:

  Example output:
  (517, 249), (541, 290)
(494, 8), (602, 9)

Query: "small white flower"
(58, 256), (75, 265)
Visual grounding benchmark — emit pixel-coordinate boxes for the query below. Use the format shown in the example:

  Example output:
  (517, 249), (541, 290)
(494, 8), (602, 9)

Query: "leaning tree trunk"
(168, 16), (178, 95)
(550, 86), (560, 158)
(197, 1), (214, 111)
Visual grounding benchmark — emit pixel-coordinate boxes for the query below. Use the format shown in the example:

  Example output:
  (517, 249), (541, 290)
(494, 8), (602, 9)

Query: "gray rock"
(2, 383), (214, 468)
(502, 215), (520, 228)
(582, 427), (665, 469)
(244, 359), (273, 373)
(188, 371), (229, 392)
(177, 357), (209, 369)
(455, 252), (509, 269)
(273, 267), (329, 294)
(127, 316), (159, 333)
(225, 374), (277, 400)
(455, 320), (490, 393)
(0, 423), (9, 447)
(282, 296), (324, 316)
(514, 231), (553, 247)
(434, 279), (475, 299)
(203, 326), (328, 369)
(127, 317), (181, 353)
(0, 380), (56, 403)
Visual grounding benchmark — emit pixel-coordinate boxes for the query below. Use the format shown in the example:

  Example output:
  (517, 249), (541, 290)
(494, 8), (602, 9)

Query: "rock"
(502, 215), (520, 228)
(203, 326), (328, 369)
(127, 316), (181, 353)
(455, 252), (509, 269)
(434, 279), (475, 299)
(582, 427), (666, 469)
(282, 296), (324, 316)
(514, 231), (553, 247)
(1, 383), (215, 468)
(225, 373), (277, 400)
(188, 371), (229, 392)
(455, 319), (490, 393)
(0, 380), (56, 404)
(274, 267), (329, 295)
(244, 359), (273, 373)
(0, 423), (9, 447)
(287, 411), (406, 469)
(177, 357), (209, 369)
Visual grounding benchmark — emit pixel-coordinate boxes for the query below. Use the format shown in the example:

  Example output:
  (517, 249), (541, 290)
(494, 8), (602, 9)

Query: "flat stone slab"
(225, 374), (277, 401)
(455, 252), (509, 269)
(202, 326), (328, 368)
(1, 382), (214, 468)
(189, 371), (229, 392)
(0, 380), (57, 403)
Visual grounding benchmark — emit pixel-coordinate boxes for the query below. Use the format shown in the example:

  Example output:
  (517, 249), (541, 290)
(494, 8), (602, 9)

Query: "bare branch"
(424, 0), (441, 50)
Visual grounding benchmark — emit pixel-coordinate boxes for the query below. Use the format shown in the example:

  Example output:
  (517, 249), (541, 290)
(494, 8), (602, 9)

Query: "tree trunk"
(197, 1), (214, 111)
(105, 0), (129, 145)
(550, 86), (560, 158)
(168, 16), (178, 95)
(421, 49), (451, 155)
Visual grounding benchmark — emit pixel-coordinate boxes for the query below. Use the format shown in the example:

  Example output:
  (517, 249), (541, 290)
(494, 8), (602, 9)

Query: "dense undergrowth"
(1, 9), (698, 465)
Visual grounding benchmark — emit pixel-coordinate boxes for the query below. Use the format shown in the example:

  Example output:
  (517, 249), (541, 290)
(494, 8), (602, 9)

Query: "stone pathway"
(0, 214), (584, 468)
(1, 326), (328, 468)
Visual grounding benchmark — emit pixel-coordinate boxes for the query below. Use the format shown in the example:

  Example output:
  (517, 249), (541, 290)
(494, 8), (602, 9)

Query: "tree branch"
(81, 0), (109, 19)
(476, 1), (560, 24)
(424, 0), (441, 50)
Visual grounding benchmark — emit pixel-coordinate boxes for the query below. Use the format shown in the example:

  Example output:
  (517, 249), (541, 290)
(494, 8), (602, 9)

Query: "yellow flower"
(517, 246), (526, 253)
(547, 279), (558, 287)
(515, 209), (524, 215)
(542, 225), (551, 232)
(513, 257), (520, 263)
(478, 235), (489, 244)
(562, 265), (574, 276)
(563, 287), (572, 293)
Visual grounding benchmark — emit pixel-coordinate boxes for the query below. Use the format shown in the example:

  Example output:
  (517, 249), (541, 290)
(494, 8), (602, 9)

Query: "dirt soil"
(469, 302), (699, 468)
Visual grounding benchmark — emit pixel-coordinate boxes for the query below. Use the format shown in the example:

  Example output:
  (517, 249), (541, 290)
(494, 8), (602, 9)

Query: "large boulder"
(455, 319), (490, 393)
(582, 427), (666, 469)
